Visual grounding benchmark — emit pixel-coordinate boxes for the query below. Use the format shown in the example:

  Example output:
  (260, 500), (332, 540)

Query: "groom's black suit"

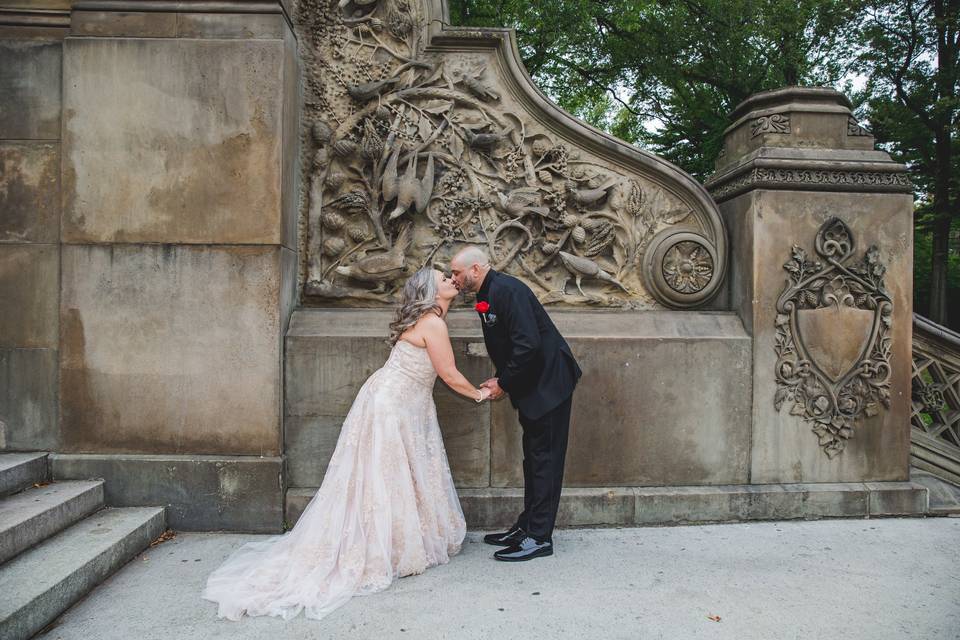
(476, 270), (581, 542)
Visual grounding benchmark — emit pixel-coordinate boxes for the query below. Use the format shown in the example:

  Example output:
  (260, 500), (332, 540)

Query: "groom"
(450, 247), (581, 562)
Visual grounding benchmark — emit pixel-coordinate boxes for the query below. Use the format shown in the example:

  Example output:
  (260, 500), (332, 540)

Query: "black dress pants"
(514, 395), (572, 542)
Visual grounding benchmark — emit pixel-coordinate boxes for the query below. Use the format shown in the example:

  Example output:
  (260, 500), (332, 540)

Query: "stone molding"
(707, 161), (913, 202)
(0, 9), (70, 28)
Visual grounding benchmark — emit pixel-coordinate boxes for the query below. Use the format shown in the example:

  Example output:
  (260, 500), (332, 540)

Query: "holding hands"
(480, 378), (505, 401)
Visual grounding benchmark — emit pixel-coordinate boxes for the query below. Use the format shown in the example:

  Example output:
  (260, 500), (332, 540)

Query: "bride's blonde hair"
(388, 267), (443, 345)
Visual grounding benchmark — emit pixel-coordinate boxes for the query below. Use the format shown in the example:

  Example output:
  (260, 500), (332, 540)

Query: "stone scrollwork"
(294, 0), (726, 309)
(774, 217), (893, 458)
(847, 116), (872, 137)
(750, 113), (791, 137)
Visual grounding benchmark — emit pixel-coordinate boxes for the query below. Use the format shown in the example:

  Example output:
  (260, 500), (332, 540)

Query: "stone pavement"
(37, 518), (960, 640)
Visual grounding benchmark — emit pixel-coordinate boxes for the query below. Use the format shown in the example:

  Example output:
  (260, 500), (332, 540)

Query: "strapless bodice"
(383, 340), (437, 388)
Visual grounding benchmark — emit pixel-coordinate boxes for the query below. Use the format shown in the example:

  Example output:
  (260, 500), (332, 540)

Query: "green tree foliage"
(449, 0), (863, 179)
(450, 0), (960, 327)
(855, 0), (959, 326)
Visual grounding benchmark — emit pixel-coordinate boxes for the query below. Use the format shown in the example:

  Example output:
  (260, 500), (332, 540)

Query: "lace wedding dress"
(203, 340), (467, 621)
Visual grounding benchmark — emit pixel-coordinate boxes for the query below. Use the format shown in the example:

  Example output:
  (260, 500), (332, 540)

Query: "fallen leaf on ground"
(150, 529), (177, 547)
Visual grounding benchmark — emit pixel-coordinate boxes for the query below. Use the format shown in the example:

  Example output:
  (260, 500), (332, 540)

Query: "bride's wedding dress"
(203, 339), (467, 621)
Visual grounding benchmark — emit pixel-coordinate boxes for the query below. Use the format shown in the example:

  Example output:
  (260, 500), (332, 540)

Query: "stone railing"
(911, 313), (960, 484)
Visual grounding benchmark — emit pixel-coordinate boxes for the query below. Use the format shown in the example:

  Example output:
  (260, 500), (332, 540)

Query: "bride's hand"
(477, 387), (493, 402)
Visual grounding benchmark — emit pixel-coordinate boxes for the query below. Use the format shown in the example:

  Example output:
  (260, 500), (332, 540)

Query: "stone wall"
(0, 9), (65, 452)
(0, 2), (301, 531)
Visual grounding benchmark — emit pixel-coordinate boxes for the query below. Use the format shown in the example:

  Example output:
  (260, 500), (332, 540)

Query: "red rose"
(475, 301), (490, 313)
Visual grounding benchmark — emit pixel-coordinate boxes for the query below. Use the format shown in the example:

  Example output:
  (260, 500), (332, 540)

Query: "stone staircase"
(0, 452), (166, 640)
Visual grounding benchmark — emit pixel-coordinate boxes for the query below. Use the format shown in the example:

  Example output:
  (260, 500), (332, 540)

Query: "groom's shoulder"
(492, 271), (530, 294)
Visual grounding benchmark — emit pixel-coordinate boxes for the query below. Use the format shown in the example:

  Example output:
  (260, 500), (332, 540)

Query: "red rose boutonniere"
(475, 301), (497, 325)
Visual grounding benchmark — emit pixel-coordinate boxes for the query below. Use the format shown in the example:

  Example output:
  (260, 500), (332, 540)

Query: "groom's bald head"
(450, 246), (491, 293)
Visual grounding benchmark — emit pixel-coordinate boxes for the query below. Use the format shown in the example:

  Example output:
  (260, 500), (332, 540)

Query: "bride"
(203, 267), (491, 621)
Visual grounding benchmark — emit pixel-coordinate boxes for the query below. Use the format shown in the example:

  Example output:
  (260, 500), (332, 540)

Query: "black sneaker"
(482, 525), (525, 547)
(493, 536), (553, 562)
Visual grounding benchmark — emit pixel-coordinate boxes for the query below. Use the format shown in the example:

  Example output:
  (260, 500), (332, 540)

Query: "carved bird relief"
(347, 77), (401, 103)
(494, 188), (551, 218)
(383, 152), (435, 220)
(456, 71), (501, 102)
(558, 251), (629, 296)
(567, 178), (618, 208)
(462, 124), (514, 150)
(335, 224), (412, 289)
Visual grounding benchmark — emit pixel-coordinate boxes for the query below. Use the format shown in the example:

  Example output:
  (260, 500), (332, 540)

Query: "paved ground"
(38, 517), (960, 640)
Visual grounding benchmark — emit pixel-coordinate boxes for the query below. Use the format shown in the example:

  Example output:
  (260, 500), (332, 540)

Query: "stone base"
(51, 453), (283, 532)
(286, 482), (928, 530)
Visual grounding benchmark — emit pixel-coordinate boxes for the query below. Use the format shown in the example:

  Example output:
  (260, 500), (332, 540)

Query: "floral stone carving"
(293, 0), (726, 308)
(774, 217), (893, 458)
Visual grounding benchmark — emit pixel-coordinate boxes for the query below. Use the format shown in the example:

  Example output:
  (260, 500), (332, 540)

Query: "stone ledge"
(286, 482), (929, 530)
(51, 453), (284, 533)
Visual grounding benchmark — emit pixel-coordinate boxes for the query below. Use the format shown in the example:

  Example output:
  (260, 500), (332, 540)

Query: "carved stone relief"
(847, 116), (871, 137)
(293, 0), (725, 308)
(750, 113), (790, 137)
(774, 218), (893, 458)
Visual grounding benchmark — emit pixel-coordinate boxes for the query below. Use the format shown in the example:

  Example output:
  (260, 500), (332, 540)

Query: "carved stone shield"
(774, 218), (893, 458)
(796, 306), (874, 382)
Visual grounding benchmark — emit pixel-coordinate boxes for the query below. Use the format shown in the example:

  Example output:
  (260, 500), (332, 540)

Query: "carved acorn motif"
(348, 223), (370, 243)
(311, 120), (333, 146)
(333, 139), (358, 158)
(562, 214), (580, 228)
(572, 225), (587, 243)
(361, 120), (384, 161)
(322, 237), (346, 256)
(325, 172), (346, 190)
(322, 211), (346, 230)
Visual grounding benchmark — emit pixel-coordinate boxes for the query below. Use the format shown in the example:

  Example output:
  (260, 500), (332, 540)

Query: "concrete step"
(0, 452), (49, 497)
(0, 506), (166, 640)
(0, 480), (104, 565)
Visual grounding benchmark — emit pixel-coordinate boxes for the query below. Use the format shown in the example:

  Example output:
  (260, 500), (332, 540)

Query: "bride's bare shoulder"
(416, 311), (447, 333)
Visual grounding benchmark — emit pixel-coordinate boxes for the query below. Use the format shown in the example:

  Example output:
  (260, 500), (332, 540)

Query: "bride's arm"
(421, 314), (490, 402)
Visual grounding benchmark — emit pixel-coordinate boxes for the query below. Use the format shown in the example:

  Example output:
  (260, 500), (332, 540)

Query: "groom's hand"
(480, 378), (504, 400)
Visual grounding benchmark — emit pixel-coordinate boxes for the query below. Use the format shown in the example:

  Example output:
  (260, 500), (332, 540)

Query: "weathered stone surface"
(284, 334), (391, 418)
(492, 319), (753, 487)
(50, 453), (282, 532)
(59, 244), (283, 455)
(283, 416), (342, 487)
(0, 244), (58, 349)
(61, 37), (286, 244)
(0, 142), (59, 244)
(177, 12), (286, 39)
(0, 348), (58, 451)
(745, 191), (913, 483)
(286, 308), (752, 489)
(70, 11), (177, 37)
(866, 481), (928, 515)
(0, 40), (61, 139)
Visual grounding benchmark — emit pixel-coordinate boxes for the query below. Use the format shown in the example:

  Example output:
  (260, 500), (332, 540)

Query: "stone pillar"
(49, 1), (300, 532)
(0, 5), (69, 451)
(706, 87), (914, 484)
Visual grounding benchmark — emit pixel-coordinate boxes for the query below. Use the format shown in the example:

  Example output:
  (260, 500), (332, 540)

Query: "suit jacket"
(476, 270), (581, 420)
